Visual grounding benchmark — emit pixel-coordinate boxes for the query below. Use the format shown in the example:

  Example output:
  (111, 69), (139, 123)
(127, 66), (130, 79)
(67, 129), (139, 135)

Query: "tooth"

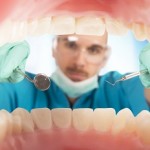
(76, 17), (105, 35)
(27, 20), (38, 36)
(0, 110), (12, 141)
(111, 108), (134, 135)
(12, 108), (34, 133)
(51, 108), (72, 129)
(125, 116), (136, 134)
(1, 110), (13, 136)
(10, 21), (19, 41)
(31, 108), (52, 130)
(93, 108), (116, 132)
(105, 18), (128, 35)
(10, 21), (28, 42)
(35, 17), (51, 35)
(145, 25), (150, 42)
(0, 20), (12, 45)
(72, 108), (93, 131)
(50, 16), (75, 35)
(135, 110), (150, 144)
(132, 23), (146, 41)
(12, 115), (22, 135)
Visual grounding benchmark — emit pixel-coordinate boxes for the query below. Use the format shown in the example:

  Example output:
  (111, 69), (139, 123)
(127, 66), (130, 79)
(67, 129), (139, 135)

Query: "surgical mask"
(51, 68), (99, 98)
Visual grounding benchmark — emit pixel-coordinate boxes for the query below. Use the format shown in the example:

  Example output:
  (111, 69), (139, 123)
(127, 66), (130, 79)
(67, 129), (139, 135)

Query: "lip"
(67, 72), (87, 81)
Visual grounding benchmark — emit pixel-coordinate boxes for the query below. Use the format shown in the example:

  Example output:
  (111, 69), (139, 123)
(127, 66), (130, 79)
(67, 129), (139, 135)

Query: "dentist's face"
(53, 33), (109, 82)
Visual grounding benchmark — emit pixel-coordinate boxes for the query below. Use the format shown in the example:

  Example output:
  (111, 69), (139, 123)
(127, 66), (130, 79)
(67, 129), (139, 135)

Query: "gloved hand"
(0, 41), (30, 83)
(139, 43), (150, 88)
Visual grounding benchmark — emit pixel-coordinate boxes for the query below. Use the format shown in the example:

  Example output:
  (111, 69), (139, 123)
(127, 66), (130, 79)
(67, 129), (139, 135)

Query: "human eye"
(65, 41), (78, 50)
(87, 46), (103, 55)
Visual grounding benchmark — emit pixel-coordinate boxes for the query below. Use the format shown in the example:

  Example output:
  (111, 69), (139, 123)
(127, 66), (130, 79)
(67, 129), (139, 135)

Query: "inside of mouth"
(0, 126), (147, 150)
(0, 0), (150, 149)
(0, 108), (150, 150)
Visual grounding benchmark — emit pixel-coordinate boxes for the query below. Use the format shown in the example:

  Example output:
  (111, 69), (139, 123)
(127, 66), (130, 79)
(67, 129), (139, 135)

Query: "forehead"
(57, 33), (108, 47)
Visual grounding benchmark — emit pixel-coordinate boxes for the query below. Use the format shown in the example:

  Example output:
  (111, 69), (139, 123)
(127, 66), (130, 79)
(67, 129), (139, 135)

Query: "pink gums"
(0, 128), (149, 150)
(0, 0), (150, 25)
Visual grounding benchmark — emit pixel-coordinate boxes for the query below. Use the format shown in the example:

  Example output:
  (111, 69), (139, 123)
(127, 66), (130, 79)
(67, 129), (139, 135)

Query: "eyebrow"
(60, 37), (68, 41)
(57, 37), (67, 42)
(88, 44), (106, 49)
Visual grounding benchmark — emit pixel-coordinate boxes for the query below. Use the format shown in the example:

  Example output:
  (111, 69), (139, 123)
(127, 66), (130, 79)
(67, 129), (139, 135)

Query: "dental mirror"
(16, 68), (50, 91)
(34, 74), (50, 91)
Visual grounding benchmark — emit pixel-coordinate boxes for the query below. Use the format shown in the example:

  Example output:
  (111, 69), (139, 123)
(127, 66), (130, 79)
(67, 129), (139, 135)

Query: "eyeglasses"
(59, 40), (109, 65)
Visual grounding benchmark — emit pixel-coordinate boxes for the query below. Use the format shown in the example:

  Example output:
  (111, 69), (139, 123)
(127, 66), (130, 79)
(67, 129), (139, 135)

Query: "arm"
(0, 42), (30, 111)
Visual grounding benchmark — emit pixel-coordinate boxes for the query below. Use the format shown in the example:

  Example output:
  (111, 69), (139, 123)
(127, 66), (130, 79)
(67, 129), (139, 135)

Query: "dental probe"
(106, 69), (148, 86)
(16, 68), (51, 91)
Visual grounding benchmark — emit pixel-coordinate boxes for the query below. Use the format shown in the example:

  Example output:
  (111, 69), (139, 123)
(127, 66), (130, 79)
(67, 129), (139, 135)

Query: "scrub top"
(0, 71), (149, 116)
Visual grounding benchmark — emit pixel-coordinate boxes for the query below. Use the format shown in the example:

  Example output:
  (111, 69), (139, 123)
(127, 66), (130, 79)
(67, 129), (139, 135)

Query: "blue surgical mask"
(51, 68), (99, 98)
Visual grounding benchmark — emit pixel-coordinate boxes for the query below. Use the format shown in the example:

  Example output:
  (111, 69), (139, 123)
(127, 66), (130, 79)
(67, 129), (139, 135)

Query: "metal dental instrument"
(106, 69), (148, 86)
(16, 68), (50, 91)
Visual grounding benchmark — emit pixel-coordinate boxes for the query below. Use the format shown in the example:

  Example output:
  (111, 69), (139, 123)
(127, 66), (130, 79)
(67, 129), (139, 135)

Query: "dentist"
(0, 32), (149, 115)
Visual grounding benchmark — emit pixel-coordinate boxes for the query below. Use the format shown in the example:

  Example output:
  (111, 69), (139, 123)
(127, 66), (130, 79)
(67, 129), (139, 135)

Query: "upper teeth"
(76, 16), (105, 35)
(0, 16), (149, 46)
(105, 18), (128, 35)
(131, 23), (147, 41)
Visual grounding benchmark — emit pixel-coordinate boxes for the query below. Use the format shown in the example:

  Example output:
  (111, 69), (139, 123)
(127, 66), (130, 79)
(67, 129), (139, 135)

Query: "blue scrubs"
(0, 71), (149, 116)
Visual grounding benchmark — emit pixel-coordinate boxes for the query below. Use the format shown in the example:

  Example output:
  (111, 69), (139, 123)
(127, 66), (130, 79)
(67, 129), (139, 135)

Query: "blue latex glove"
(139, 43), (150, 88)
(0, 41), (30, 83)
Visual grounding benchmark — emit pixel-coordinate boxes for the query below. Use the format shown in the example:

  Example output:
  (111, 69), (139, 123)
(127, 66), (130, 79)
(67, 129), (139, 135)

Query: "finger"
(0, 41), (29, 78)
(0, 41), (26, 55)
(9, 60), (27, 83)
(140, 63), (150, 87)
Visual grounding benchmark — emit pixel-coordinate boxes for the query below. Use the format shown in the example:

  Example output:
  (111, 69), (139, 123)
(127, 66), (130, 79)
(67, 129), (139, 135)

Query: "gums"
(0, 128), (149, 150)
(0, 0), (150, 25)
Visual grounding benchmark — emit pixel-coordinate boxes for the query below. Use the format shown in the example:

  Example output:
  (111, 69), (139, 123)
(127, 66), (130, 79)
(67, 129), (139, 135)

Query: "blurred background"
(25, 32), (148, 76)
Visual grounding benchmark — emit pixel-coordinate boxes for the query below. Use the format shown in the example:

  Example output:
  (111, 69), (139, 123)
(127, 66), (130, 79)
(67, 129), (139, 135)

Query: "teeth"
(93, 108), (116, 132)
(12, 21), (28, 42)
(111, 108), (134, 135)
(0, 112), (7, 141)
(27, 20), (38, 36)
(0, 20), (12, 45)
(31, 108), (52, 130)
(1, 16), (150, 44)
(50, 16), (75, 35)
(0, 110), (13, 141)
(72, 108), (93, 131)
(145, 25), (150, 42)
(12, 108), (34, 133)
(135, 110), (150, 145)
(76, 17), (105, 35)
(51, 108), (72, 129)
(132, 23), (146, 41)
(10, 22), (20, 41)
(12, 115), (22, 135)
(1, 107), (150, 146)
(33, 17), (51, 35)
(105, 18), (128, 35)
(1, 110), (13, 136)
